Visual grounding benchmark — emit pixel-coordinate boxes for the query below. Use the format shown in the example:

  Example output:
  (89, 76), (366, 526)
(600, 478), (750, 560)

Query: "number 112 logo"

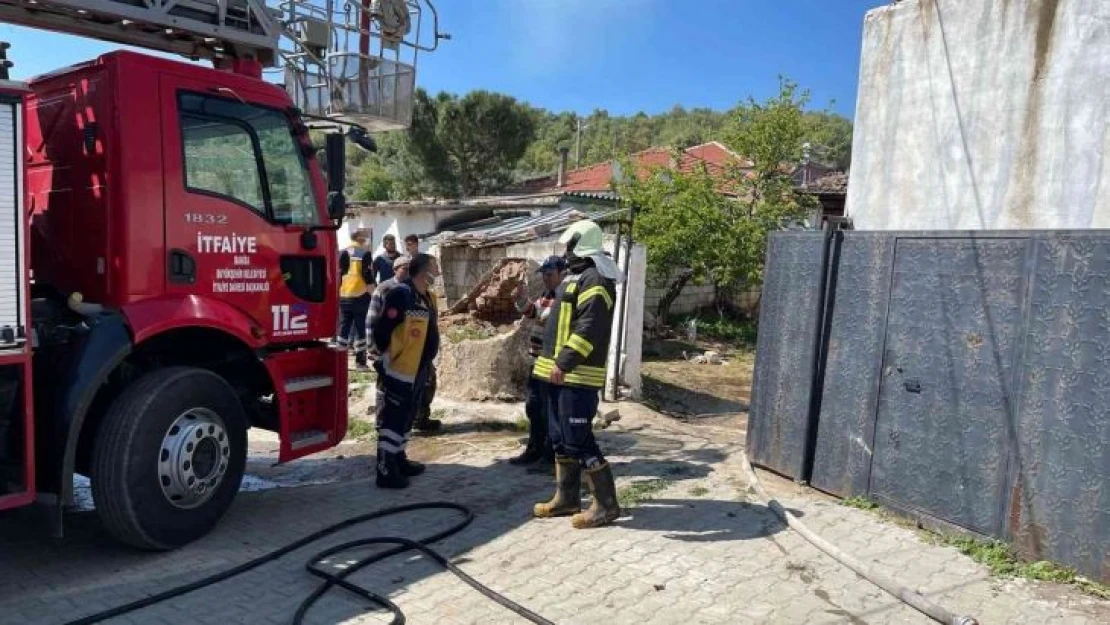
(272, 304), (308, 334)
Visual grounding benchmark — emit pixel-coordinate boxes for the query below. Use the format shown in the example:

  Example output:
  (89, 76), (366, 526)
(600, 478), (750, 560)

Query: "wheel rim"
(158, 408), (232, 510)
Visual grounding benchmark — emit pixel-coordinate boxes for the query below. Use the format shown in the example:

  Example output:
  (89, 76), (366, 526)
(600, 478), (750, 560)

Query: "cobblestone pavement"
(1, 402), (1106, 625)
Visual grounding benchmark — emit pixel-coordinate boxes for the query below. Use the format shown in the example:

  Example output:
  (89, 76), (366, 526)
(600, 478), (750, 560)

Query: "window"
(182, 117), (265, 214)
(179, 92), (319, 225)
(253, 114), (317, 225)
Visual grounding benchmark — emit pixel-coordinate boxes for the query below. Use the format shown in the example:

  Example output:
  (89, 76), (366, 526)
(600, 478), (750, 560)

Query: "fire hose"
(738, 453), (980, 625)
(59, 467), (981, 625)
(62, 502), (554, 625)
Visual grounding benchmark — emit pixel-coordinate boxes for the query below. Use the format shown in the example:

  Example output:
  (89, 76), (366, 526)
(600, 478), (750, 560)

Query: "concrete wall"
(643, 268), (761, 325)
(847, 0), (1110, 230)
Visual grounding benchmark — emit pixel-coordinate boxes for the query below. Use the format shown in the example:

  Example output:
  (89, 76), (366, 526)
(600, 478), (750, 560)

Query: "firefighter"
(532, 220), (623, 529)
(338, 229), (376, 370)
(508, 255), (567, 466)
(371, 253), (440, 489)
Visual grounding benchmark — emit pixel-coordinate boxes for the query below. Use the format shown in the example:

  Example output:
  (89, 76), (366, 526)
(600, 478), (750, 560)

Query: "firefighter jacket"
(372, 280), (440, 385)
(532, 262), (616, 389)
(339, 246), (375, 299)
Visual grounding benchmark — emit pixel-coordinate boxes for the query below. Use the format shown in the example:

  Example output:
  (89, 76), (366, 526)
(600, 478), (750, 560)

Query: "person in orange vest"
(337, 229), (376, 369)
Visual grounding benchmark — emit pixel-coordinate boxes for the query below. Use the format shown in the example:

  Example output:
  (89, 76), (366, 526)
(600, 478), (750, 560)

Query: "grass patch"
(431, 408), (447, 420)
(671, 313), (757, 345)
(690, 485), (709, 497)
(940, 536), (1110, 598)
(617, 479), (671, 509)
(347, 419), (375, 439)
(514, 415), (530, 432)
(842, 497), (1110, 599)
(444, 324), (497, 344)
(349, 369), (377, 386)
(841, 496), (880, 511)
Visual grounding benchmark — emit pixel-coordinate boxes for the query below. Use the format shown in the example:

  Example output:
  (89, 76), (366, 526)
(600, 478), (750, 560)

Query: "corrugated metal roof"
(431, 207), (628, 249)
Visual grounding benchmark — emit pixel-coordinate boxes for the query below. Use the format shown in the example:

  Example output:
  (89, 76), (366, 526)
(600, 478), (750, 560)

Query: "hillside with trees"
(344, 81), (853, 202)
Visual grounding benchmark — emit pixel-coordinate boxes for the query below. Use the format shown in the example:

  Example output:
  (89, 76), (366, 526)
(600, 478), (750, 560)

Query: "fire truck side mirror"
(324, 133), (346, 221)
(325, 132), (345, 193)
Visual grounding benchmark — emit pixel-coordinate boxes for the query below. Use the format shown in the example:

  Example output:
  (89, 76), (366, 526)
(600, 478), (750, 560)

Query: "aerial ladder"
(0, 0), (447, 130)
(0, 0), (444, 551)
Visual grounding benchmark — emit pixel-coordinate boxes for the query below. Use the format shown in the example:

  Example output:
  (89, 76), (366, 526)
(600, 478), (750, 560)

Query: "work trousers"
(526, 376), (551, 448)
(547, 384), (603, 468)
(415, 363), (437, 424)
(375, 375), (417, 460)
(337, 294), (371, 365)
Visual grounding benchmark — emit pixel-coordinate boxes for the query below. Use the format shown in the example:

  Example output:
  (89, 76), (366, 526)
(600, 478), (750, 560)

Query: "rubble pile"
(435, 258), (541, 401)
(437, 323), (530, 401)
(447, 258), (542, 325)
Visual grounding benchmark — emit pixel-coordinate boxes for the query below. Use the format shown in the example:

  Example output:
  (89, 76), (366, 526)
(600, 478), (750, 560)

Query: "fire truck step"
(289, 429), (330, 450)
(284, 376), (334, 393)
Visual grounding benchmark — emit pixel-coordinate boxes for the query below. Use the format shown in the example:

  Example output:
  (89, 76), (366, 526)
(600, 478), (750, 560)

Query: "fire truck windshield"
(179, 91), (320, 226)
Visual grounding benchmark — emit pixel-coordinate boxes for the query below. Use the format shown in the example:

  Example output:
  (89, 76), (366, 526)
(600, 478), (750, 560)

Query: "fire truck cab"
(0, 0), (441, 551)
(14, 51), (350, 549)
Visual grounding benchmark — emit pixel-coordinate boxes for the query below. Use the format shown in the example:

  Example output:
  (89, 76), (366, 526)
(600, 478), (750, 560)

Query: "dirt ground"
(640, 338), (754, 426)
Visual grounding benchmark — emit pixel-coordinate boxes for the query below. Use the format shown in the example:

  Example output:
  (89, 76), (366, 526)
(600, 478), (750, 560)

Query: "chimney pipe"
(557, 147), (570, 188)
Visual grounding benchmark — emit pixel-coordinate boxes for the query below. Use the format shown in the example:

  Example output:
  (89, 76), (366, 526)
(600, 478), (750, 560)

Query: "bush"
(671, 312), (757, 345)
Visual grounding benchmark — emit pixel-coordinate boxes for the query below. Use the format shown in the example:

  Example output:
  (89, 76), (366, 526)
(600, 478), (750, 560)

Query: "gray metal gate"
(749, 230), (1110, 584)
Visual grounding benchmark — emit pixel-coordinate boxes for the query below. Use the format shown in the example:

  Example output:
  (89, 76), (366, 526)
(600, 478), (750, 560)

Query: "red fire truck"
(0, 0), (442, 550)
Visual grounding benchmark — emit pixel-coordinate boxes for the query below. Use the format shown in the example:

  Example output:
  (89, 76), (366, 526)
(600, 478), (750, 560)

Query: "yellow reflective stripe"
(555, 302), (572, 353)
(532, 356), (556, 378)
(577, 286), (613, 310)
(565, 371), (605, 387)
(565, 334), (593, 358)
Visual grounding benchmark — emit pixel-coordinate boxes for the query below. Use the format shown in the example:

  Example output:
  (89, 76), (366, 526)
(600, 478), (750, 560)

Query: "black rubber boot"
(533, 457), (582, 518)
(509, 441), (543, 465)
(572, 462), (621, 529)
(412, 417), (442, 433)
(399, 452), (426, 477)
(375, 451), (409, 489)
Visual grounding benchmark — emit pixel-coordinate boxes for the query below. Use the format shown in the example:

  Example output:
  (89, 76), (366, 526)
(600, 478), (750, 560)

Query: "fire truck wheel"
(91, 366), (248, 551)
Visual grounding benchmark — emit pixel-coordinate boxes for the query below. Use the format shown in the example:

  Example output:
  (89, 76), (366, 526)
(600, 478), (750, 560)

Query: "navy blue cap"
(537, 255), (567, 274)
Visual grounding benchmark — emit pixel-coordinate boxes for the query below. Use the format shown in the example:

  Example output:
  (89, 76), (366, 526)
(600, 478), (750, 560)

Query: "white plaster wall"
(338, 208), (442, 256)
(847, 0), (1110, 230)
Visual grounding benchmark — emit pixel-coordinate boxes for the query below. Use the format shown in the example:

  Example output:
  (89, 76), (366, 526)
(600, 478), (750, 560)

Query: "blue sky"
(0, 0), (888, 119)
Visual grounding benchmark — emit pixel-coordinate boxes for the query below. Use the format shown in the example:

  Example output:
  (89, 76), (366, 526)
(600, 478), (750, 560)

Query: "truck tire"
(91, 366), (247, 550)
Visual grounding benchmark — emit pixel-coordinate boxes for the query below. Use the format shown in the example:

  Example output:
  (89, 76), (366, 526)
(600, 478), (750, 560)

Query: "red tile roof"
(513, 142), (752, 196)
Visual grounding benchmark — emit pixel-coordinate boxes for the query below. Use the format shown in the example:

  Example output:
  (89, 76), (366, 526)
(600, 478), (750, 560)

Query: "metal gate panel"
(869, 237), (1027, 536)
(746, 232), (827, 478)
(1012, 234), (1110, 582)
(810, 233), (894, 497)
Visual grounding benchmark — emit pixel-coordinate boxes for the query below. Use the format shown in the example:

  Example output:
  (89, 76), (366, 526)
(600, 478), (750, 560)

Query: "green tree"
(618, 78), (818, 322)
(719, 76), (818, 292)
(618, 155), (729, 322)
(351, 160), (394, 201)
(802, 110), (854, 170)
(404, 89), (537, 197)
